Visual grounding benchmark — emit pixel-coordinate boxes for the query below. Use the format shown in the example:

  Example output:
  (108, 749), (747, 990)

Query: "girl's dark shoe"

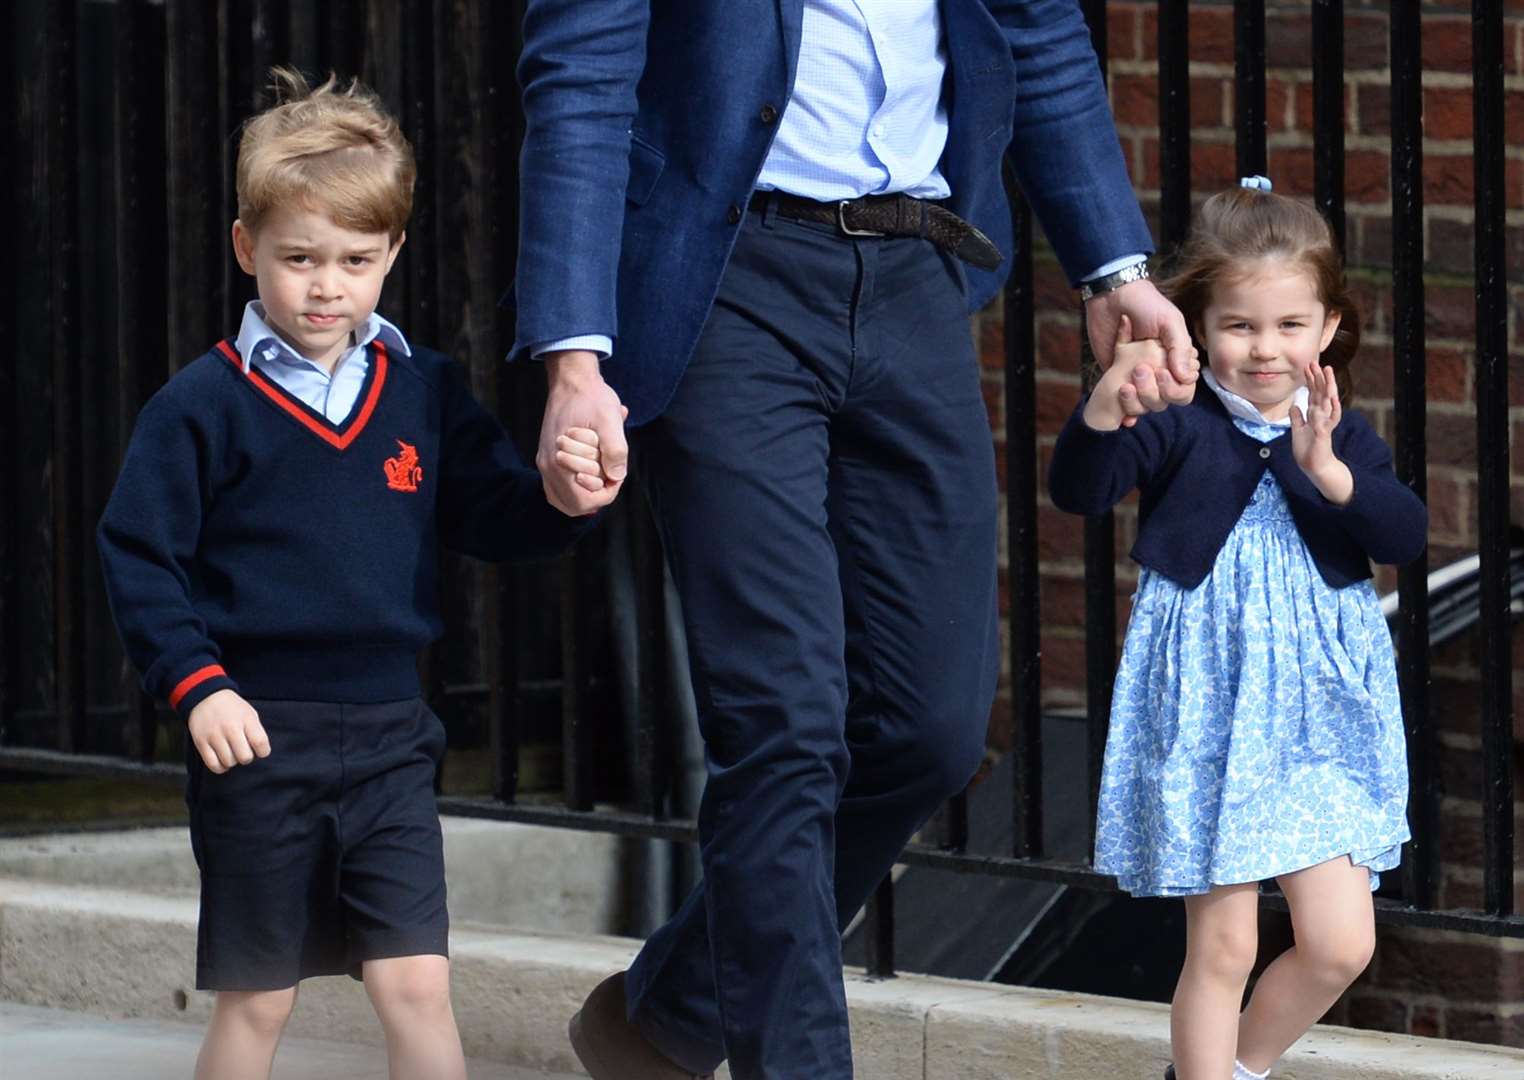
(1165, 1067), (1177, 1080)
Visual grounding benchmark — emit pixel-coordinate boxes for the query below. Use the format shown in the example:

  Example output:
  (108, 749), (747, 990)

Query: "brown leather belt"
(754, 190), (1004, 271)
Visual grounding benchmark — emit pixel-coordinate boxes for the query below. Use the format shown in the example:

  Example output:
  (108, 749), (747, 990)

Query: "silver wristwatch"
(1078, 261), (1150, 302)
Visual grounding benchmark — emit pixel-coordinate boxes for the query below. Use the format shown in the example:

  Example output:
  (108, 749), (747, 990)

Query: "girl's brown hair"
(1158, 186), (1360, 401)
(236, 68), (415, 241)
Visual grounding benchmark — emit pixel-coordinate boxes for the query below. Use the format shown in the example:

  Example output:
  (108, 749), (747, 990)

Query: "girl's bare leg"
(1234, 856), (1375, 1073)
(1173, 883), (1260, 1080)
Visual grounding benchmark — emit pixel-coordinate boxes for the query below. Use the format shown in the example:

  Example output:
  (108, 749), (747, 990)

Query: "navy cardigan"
(1048, 389), (1428, 589)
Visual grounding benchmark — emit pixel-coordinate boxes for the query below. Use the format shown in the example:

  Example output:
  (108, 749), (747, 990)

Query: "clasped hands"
(1081, 279), (1200, 432)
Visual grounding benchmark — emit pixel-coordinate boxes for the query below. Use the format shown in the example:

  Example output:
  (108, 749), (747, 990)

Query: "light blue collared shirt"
(757, 0), (952, 202)
(233, 302), (412, 424)
(532, 0), (1144, 360)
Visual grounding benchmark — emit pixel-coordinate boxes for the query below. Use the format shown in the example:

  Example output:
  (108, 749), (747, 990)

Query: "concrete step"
(0, 818), (629, 935)
(4, 869), (1524, 1079)
(0, 1002), (582, 1079)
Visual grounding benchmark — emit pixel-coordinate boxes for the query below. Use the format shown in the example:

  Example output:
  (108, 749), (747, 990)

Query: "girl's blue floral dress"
(1094, 376), (1410, 896)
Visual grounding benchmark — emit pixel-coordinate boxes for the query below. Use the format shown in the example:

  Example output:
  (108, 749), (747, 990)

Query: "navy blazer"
(1048, 391), (1429, 588)
(512, 0), (1155, 425)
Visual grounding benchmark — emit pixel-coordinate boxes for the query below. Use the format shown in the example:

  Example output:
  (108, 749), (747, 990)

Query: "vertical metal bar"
(1080, 0), (1106, 62)
(1471, 0), (1514, 917)
(114, 0), (168, 762)
(1234, 0), (1268, 179)
(0, 0), (27, 743)
(940, 790), (970, 853)
(320, 0), (367, 78)
(220, 0), (250, 333)
(1157, 0), (1191, 251)
(1004, 184), (1042, 859)
(1389, 0), (1435, 913)
(1311, 0), (1345, 251)
(167, 0), (224, 367)
(633, 496), (668, 821)
(863, 874), (896, 979)
(1079, 0), (1114, 853)
(560, 556), (594, 811)
(48, 0), (84, 752)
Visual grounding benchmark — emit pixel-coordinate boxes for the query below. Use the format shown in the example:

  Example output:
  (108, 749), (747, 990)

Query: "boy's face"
(232, 205), (403, 371)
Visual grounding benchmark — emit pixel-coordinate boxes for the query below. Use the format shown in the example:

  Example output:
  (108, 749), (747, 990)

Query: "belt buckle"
(837, 200), (885, 238)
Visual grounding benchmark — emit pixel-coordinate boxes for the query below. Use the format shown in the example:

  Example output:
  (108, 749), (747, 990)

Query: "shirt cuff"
(1082, 253), (1148, 282)
(530, 335), (613, 360)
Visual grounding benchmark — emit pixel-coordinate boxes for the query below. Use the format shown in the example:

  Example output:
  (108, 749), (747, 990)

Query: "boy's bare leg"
(1172, 883), (1259, 1080)
(1235, 857), (1376, 1073)
(363, 954), (466, 1080)
(194, 986), (298, 1080)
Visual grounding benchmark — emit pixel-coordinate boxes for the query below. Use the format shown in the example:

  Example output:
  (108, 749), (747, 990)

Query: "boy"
(98, 69), (608, 1080)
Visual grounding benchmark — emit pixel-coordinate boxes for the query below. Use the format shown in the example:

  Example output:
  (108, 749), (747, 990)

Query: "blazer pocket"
(626, 133), (666, 207)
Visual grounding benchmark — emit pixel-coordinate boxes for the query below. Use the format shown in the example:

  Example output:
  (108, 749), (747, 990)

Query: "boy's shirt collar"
(232, 301), (412, 376)
(1201, 368), (1309, 430)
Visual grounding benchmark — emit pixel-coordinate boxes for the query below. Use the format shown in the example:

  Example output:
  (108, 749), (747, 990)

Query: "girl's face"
(1197, 260), (1342, 420)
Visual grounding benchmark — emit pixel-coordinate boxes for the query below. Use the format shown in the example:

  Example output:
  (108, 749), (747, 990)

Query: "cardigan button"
(1259, 447), (1271, 459)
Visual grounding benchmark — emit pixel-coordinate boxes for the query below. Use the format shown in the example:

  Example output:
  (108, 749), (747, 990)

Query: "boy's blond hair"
(236, 68), (415, 241)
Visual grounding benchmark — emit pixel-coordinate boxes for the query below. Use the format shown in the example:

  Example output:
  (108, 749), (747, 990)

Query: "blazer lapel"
(777, 0), (803, 86)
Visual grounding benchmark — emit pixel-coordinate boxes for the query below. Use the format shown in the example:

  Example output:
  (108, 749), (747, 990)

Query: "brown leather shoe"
(568, 971), (715, 1079)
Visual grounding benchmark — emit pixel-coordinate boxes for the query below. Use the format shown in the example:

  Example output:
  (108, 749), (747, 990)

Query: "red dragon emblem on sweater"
(383, 440), (423, 493)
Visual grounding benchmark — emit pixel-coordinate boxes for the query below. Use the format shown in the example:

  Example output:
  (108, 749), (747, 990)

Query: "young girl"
(1049, 180), (1427, 1080)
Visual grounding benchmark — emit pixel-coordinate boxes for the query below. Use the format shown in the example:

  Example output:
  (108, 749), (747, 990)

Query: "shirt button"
(727, 203), (742, 225)
(1259, 447), (1271, 459)
(759, 103), (778, 124)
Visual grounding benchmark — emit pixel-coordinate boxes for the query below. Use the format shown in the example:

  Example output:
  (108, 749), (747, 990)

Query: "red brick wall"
(975, 0), (1524, 1050)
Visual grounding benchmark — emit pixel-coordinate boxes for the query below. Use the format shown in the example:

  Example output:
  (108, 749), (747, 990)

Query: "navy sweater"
(98, 338), (590, 721)
(1048, 388), (1427, 589)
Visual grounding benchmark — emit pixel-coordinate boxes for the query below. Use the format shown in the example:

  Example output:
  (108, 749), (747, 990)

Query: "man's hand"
(1084, 278), (1197, 425)
(538, 350), (629, 516)
(187, 689), (270, 774)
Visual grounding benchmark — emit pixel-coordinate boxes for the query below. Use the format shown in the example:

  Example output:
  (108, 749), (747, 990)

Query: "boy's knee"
(365, 955), (454, 1017)
(220, 987), (297, 1037)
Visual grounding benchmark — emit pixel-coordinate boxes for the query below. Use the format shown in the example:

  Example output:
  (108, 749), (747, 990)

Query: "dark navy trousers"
(624, 203), (1001, 1080)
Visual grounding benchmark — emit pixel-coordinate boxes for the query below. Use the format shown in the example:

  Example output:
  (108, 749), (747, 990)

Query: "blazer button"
(759, 103), (779, 124)
(727, 203), (743, 224)
(1259, 447), (1271, 459)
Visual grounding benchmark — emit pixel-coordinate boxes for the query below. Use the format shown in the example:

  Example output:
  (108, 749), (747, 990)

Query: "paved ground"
(0, 1002), (584, 1079)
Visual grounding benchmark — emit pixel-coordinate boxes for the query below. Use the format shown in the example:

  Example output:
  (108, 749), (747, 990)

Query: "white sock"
(1233, 1062), (1269, 1080)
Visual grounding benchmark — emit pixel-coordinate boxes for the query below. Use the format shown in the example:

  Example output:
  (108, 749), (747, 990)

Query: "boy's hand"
(554, 426), (618, 492)
(539, 351), (628, 516)
(187, 689), (270, 774)
(1082, 316), (1190, 431)
(1290, 361), (1353, 505)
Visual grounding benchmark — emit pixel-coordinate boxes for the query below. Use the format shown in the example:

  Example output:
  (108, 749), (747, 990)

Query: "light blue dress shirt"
(532, 0), (1143, 360)
(232, 301), (412, 424)
(756, 0), (951, 201)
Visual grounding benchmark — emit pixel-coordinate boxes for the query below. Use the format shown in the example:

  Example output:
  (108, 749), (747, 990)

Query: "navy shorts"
(185, 697), (449, 991)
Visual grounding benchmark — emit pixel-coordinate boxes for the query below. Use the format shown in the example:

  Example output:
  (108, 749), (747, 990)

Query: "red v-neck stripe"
(216, 338), (388, 451)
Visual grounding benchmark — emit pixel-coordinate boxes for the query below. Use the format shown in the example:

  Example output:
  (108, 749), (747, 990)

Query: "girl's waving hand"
(1290, 362), (1353, 505)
